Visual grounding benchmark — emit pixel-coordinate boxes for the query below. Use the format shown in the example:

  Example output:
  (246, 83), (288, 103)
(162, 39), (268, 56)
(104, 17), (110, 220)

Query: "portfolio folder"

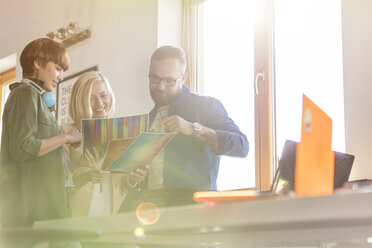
(81, 114), (149, 157)
(102, 132), (175, 173)
(193, 189), (275, 203)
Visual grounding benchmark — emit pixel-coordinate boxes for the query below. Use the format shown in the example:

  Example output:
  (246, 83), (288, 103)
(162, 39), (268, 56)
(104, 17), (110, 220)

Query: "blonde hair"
(68, 71), (115, 126)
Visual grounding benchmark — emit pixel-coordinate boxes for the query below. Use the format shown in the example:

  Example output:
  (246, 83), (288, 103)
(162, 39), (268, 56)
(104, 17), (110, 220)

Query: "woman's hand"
(73, 167), (110, 187)
(72, 148), (109, 187)
(127, 165), (150, 187)
(65, 128), (81, 144)
(87, 168), (110, 184)
(84, 148), (109, 183)
(84, 147), (101, 167)
(38, 128), (81, 157)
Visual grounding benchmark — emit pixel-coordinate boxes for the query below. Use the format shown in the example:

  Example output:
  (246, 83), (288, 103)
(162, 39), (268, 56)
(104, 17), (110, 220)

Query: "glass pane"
(274, 0), (345, 158)
(198, 0), (255, 190)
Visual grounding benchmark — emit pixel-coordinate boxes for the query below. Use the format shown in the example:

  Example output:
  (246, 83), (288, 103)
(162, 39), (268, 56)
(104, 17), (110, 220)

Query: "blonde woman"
(62, 71), (147, 217)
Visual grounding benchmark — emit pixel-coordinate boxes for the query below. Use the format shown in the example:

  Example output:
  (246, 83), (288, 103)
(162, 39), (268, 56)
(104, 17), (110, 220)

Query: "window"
(195, 0), (344, 190)
(196, 0), (257, 190)
(274, 0), (345, 157)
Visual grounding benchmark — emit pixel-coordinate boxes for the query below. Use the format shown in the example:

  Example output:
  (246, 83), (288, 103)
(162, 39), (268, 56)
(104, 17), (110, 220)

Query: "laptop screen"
(278, 140), (354, 190)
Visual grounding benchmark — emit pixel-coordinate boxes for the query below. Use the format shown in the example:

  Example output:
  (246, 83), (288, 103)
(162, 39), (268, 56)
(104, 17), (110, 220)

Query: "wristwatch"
(192, 122), (203, 136)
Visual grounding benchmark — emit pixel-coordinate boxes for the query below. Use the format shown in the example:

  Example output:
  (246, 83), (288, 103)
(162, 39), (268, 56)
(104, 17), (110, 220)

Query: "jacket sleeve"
(205, 99), (249, 157)
(6, 86), (42, 161)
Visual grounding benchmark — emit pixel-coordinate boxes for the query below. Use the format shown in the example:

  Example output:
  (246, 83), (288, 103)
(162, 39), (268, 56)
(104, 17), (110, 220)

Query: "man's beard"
(151, 90), (171, 106)
(150, 89), (180, 107)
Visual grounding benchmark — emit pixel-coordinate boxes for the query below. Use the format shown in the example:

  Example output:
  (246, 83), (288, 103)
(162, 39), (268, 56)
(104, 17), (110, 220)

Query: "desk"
(0, 227), (101, 248)
(34, 192), (372, 247)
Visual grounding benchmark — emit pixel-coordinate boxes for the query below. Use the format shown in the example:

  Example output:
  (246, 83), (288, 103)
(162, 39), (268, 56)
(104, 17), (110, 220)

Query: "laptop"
(193, 139), (355, 203)
(279, 140), (355, 191)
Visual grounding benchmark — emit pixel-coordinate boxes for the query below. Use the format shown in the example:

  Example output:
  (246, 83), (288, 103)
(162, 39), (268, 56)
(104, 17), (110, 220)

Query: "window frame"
(192, 0), (276, 190)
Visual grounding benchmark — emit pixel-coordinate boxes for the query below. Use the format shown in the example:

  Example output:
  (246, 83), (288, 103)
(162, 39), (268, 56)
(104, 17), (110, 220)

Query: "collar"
(171, 84), (191, 107)
(150, 85), (191, 122)
(152, 85), (191, 110)
(9, 78), (45, 92)
(154, 85), (191, 109)
(27, 78), (45, 88)
(20, 78), (46, 93)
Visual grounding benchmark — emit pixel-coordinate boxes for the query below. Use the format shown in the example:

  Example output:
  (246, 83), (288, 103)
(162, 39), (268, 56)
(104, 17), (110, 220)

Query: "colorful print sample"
(105, 132), (175, 173)
(82, 114), (149, 157)
(102, 138), (135, 170)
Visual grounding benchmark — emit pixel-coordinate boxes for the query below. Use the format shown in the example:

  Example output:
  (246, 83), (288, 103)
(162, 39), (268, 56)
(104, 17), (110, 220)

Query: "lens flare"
(134, 227), (145, 238)
(136, 202), (160, 225)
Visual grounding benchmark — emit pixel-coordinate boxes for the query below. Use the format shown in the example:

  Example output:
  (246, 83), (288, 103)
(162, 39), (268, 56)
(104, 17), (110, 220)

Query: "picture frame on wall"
(56, 66), (98, 124)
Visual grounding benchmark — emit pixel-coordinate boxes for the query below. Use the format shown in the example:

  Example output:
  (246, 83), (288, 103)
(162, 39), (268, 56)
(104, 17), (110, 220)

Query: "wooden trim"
(254, 0), (274, 190)
(182, 0), (197, 92)
(0, 67), (16, 113)
(0, 68), (16, 85)
(193, 0), (275, 190)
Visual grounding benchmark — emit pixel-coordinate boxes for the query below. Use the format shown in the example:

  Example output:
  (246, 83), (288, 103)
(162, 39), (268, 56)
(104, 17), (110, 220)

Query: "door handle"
(254, 72), (264, 95)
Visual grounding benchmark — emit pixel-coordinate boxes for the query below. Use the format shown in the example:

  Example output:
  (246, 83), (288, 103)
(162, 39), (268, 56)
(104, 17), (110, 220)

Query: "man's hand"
(161, 115), (193, 135)
(161, 115), (219, 153)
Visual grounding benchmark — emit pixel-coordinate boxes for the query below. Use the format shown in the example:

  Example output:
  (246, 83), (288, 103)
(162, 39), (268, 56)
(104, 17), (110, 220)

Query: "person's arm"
(160, 116), (220, 153)
(72, 167), (110, 189)
(206, 99), (249, 157)
(161, 99), (248, 157)
(197, 127), (219, 153)
(6, 86), (80, 161)
(38, 129), (81, 156)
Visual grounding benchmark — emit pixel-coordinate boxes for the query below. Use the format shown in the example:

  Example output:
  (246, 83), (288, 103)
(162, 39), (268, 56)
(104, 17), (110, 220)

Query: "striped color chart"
(81, 114), (149, 157)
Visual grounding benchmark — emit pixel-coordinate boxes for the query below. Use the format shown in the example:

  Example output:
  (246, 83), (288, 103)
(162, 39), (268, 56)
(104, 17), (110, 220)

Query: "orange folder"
(193, 190), (261, 203)
(295, 95), (335, 196)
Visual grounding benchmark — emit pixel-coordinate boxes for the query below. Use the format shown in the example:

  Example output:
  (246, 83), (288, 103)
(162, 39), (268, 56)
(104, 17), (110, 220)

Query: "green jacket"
(0, 82), (68, 227)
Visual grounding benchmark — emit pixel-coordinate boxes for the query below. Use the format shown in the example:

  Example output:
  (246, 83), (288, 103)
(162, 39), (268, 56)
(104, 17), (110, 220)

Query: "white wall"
(0, 0), (166, 117)
(342, 0), (372, 180)
(157, 0), (183, 47)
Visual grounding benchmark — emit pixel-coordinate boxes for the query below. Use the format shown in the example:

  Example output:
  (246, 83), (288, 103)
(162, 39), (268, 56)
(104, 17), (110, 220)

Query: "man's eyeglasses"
(149, 73), (184, 88)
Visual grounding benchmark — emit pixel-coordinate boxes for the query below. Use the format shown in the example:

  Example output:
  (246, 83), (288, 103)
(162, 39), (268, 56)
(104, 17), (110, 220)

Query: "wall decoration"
(46, 22), (91, 47)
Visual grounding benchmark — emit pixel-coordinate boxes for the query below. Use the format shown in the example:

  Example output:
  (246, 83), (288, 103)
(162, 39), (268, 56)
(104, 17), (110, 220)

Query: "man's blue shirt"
(149, 85), (249, 190)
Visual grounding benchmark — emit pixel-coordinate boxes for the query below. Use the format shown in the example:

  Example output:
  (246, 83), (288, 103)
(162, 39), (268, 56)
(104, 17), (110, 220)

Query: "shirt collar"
(170, 84), (191, 107)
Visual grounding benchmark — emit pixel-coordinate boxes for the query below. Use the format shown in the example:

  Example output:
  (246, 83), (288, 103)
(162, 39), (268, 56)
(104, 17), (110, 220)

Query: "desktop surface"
(34, 191), (372, 247)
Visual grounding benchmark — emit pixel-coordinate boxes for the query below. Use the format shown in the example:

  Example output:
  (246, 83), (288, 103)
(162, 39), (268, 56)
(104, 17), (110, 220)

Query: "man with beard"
(120, 46), (249, 211)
